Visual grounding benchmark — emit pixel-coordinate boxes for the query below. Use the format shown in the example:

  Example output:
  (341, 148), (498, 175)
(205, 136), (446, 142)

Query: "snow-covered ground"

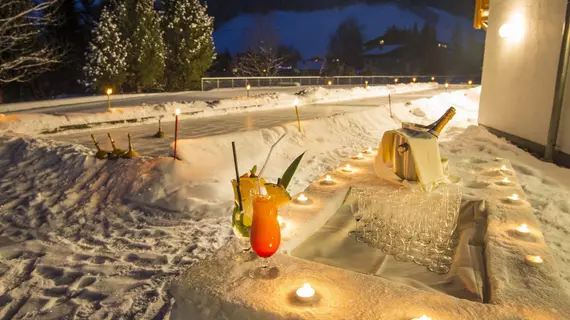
(0, 86), (569, 318)
(0, 83), (435, 135)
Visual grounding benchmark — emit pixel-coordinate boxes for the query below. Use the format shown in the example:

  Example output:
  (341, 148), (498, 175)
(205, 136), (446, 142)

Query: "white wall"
(479, 0), (567, 146)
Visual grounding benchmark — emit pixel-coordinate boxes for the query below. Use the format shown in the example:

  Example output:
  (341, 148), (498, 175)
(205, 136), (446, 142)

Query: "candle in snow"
(296, 283), (315, 302)
(353, 152), (364, 160)
(342, 164), (353, 172)
(500, 177), (511, 185)
(525, 255), (543, 265)
(297, 194), (308, 202)
(508, 194), (520, 202)
(515, 224), (531, 235)
(366, 146), (373, 154)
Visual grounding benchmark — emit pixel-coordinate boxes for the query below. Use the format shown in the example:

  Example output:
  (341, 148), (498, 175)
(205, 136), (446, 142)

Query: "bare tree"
(235, 12), (284, 77)
(235, 41), (285, 77)
(0, 0), (63, 84)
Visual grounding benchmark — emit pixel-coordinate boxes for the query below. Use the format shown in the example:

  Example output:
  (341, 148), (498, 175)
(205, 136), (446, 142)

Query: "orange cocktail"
(250, 193), (281, 258)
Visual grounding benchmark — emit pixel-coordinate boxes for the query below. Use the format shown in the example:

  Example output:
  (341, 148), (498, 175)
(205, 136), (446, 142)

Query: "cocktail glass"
(249, 189), (281, 279)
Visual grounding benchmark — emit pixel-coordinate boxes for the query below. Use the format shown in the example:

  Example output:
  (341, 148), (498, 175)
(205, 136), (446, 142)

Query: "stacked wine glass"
(349, 186), (462, 274)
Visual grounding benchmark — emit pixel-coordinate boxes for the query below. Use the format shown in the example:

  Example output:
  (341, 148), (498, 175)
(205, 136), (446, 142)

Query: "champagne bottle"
(427, 106), (456, 137)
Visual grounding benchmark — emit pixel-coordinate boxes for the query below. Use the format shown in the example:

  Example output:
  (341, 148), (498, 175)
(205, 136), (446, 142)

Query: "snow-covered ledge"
(170, 156), (570, 319)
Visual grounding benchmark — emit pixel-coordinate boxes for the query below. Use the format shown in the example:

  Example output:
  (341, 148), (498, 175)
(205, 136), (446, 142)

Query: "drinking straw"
(232, 141), (243, 212)
(258, 133), (287, 179)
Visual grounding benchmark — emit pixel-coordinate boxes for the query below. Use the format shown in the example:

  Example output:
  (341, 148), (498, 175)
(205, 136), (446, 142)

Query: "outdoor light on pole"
(328, 80), (332, 86)
(468, 80), (473, 87)
(412, 77), (417, 83)
(365, 80), (369, 89)
(294, 98), (302, 132)
(246, 83), (251, 98)
(174, 108), (180, 160)
(394, 78), (399, 84)
(445, 82), (449, 92)
(106, 88), (113, 110)
(431, 76), (435, 82)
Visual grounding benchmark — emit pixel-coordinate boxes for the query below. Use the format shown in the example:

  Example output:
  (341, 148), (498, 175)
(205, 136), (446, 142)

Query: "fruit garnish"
(265, 183), (292, 207)
(249, 165), (258, 177)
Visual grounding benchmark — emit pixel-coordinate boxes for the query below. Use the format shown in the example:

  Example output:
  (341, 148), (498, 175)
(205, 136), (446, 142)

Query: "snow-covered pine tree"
(83, 1), (129, 92)
(162, 0), (215, 91)
(127, 0), (166, 92)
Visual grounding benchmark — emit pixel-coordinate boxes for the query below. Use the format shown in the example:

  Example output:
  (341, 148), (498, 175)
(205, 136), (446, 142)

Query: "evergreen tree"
(84, 0), (129, 92)
(162, 0), (216, 91)
(451, 21), (464, 73)
(327, 17), (364, 74)
(127, 0), (166, 91)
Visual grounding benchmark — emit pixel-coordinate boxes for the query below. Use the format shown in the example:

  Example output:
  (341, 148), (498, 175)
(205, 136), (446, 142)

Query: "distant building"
(298, 57), (325, 76)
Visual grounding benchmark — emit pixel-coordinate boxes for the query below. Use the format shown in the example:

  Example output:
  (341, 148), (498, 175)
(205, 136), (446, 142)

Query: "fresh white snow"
(0, 85), (569, 318)
(0, 83), (435, 135)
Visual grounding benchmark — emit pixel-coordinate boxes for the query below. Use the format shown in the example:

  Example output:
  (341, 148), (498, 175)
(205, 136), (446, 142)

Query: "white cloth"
(376, 129), (445, 190)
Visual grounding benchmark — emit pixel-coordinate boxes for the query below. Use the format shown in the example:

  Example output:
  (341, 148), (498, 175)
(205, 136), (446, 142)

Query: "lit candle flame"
(296, 283), (315, 300)
(297, 194), (308, 202)
(502, 177), (510, 184)
(525, 255), (543, 264)
(325, 175), (332, 182)
(508, 194), (520, 201)
(342, 164), (353, 172)
(516, 224), (530, 234)
(356, 152), (364, 159)
(366, 146), (373, 154)
(175, 108), (181, 116)
(500, 164), (508, 171)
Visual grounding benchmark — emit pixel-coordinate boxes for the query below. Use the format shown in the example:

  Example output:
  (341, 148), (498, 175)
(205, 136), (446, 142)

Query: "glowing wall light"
(499, 14), (525, 42)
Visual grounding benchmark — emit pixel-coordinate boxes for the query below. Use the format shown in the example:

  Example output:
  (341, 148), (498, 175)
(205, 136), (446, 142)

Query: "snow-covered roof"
(363, 45), (405, 56)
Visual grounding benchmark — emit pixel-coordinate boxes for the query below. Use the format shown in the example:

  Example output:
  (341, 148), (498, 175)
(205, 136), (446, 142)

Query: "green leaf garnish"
(280, 151), (306, 189)
(250, 165), (257, 176)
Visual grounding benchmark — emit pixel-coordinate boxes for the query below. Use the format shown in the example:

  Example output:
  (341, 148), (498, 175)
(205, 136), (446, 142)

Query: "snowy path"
(52, 88), (449, 157)
(3, 85), (364, 115)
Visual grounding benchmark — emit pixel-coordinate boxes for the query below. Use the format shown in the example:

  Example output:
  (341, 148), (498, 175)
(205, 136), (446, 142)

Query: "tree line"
(0, 0), (215, 103)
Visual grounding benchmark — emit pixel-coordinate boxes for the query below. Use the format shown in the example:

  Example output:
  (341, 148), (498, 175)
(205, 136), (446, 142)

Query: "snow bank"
(0, 83), (435, 135)
(2, 86), (570, 318)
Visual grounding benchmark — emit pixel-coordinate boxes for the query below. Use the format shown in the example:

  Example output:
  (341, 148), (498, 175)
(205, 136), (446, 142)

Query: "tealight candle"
(525, 255), (544, 265)
(412, 316), (432, 320)
(508, 193), (520, 202)
(296, 283), (315, 302)
(500, 177), (510, 185)
(365, 146), (373, 154)
(353, 152), (364, 160)
(342, 164), (353, 172)
(515, 224), (531, 235)
(325, 175), (333, 182)
(297, 194), (308, 202)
